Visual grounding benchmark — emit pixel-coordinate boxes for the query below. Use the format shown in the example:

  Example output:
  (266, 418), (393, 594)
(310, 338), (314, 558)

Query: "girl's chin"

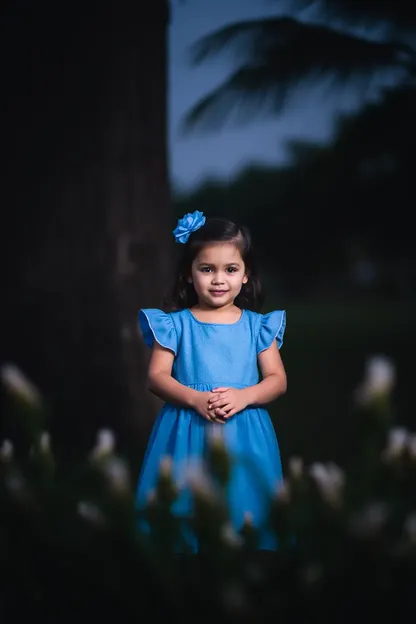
(204, 298), (233, 308)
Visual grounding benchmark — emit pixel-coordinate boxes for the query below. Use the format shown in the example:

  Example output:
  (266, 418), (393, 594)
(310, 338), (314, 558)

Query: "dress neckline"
(187, 308), (245, 326)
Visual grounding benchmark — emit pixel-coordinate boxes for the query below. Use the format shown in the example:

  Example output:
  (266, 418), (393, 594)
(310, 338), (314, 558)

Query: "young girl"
(136, 211), (287, 550)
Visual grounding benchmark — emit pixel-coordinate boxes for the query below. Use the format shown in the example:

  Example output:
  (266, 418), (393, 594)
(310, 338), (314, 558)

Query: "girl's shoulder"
(244, 308), (285, 325)
(138, 308), (184, 355)
(244, 309), (287, 352)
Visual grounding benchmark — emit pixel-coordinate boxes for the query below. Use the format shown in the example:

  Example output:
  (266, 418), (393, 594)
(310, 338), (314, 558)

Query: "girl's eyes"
(200, 267), (238, 273)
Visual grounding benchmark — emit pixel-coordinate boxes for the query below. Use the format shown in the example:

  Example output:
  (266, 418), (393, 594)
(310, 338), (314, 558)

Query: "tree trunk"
(2, 1), (172, 470)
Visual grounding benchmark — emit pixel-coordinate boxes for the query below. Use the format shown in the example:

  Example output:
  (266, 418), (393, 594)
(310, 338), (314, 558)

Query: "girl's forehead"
(195, 243), (243, 263)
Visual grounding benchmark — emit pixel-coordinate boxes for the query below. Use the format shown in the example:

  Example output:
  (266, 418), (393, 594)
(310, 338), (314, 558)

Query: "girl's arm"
(146, 342), (199, 407)
(243, 339), (287, 406)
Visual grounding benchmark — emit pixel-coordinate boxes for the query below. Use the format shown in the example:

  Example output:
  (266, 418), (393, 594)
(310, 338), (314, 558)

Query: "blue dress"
(136, 307), (286, 550)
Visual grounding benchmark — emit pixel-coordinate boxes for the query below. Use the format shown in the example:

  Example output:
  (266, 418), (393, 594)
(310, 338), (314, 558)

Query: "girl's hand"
(208, 387), (248, 420)
(192, 391), (225, 423)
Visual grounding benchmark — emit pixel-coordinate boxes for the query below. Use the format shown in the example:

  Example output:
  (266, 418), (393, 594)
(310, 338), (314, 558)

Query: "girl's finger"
(210, 397), (229, 408)
(222, 403), (233, 414)
(208, 393), (221, 404)
(213, 409), (226, 421)
(214, 414), (227, 423)
(203, 411), (217, 422)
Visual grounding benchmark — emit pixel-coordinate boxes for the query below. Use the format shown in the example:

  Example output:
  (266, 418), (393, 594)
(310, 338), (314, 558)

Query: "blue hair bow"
(172, 210), (206, 244)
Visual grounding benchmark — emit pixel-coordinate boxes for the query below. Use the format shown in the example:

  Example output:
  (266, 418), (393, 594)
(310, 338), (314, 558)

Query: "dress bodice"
(139, 307), (286, 390)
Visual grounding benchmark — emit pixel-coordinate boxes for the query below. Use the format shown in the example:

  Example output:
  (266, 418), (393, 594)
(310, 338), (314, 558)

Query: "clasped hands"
(194, 386), (249, 423)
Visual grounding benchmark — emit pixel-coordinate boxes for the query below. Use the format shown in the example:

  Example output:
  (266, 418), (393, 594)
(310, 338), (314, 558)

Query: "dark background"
(2, 0), (415, 478)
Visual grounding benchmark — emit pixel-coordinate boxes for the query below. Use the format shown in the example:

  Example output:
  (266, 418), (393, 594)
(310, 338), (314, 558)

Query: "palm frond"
(182, 66), (291, 133)
(189, 17), (297, 66)
(181, 17), (416, 135)
(292, 0), (416, 34)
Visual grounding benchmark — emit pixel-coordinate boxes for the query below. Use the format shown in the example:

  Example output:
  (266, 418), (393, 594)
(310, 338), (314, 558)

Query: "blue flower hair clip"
(173, 210), (206, 244)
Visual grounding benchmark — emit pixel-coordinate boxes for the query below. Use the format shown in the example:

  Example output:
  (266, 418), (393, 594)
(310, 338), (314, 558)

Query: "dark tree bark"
(1, 1), (173, 470)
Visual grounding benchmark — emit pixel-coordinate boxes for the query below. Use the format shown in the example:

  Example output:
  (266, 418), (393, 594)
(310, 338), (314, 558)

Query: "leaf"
(291, 0), (416, 34)
(181, 17), (416, 134)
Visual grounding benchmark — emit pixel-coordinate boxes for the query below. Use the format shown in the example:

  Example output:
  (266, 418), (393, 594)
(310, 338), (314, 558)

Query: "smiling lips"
(209, 290), (228, 296)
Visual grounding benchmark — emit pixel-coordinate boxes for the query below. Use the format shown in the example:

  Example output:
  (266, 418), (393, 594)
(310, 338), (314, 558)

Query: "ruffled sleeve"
(138, 309), (178, 355)
(257, 310), (286, 354)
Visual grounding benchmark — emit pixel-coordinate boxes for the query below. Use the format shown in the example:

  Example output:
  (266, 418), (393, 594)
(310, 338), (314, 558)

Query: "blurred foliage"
(292, 0), (416, 33)
(175, 85), (415, 299)
(2, 358), (416, 622)
(182, 0), (416, 134)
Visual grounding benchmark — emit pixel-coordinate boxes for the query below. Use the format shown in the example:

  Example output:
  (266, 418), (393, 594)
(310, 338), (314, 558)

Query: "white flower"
(102, 457), (130, 493)
(356, 355), (395, 405)
(39, 431), (51, 453)
(185, 460), (217, 502)
(90, 428), (116, 460)
(207, 425), (226, 450)
(289, 456), (304, 479)
(0, 439), (14, 462)
(275, 479), (290, 503)
(309, 462), (345, 505)
(381, 428), (416, 461)
(220, 523), (243, 548)
(243, 511), (253, 525)
(77, 501), (105, 526)
(147, 489), (157, 504)
(382, 427), (409, 460)
(159, 455), (173, 478)
(366, 355), (395, 393)
(1, 363), (41, 406)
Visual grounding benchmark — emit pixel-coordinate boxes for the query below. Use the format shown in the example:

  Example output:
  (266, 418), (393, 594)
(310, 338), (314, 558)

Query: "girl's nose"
(212, 273), (225, 285)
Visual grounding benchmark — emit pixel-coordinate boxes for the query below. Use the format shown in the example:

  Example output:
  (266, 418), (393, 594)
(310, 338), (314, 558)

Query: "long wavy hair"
(163, 217), (265, 312)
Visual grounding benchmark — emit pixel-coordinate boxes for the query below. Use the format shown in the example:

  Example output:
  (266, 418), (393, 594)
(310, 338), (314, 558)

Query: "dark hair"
(163, 217), (265, 312)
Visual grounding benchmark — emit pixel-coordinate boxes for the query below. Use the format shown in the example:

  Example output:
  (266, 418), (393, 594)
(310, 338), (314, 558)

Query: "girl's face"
(190, 243), (248, 309)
